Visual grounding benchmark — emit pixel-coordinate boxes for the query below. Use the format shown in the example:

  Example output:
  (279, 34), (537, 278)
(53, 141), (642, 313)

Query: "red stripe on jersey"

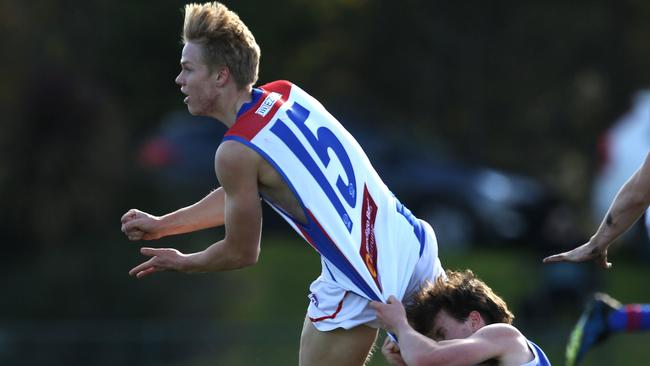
(225, 80), (292, 141)
(309, 291), (349, 322)
(626, 304), (642, 330)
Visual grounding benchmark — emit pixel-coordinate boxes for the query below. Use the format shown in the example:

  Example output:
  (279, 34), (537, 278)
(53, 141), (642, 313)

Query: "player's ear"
(213, 66), (230, 87)
(468, 310), (484, 331)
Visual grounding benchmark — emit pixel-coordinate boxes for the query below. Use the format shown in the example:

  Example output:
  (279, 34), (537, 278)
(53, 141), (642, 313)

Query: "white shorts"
(306, 220), (444, 331)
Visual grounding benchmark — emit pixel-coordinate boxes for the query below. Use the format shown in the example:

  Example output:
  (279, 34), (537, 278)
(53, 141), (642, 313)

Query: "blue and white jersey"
(224, 80), (442, 303)
(522, 340), (552, 366)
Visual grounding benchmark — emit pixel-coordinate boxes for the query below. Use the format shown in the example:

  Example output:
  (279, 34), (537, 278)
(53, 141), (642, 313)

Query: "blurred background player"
(121, 2), (444, 365)
(370, 269), (551, 366)
(563, 293), (650, 366)
(544, 151), (650, 365)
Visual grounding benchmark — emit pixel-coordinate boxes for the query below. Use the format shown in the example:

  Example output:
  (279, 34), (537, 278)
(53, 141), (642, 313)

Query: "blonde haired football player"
(121, 3), (445, 365)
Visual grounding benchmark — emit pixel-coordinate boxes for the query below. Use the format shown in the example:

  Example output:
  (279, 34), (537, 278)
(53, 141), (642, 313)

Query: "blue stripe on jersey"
(323, 261), (337, 283)
(527, 340), (551, 366)
(237, 88), (264, 118)
(301, 213), (382, 302)
(395, 199), (426, 256)
(270, 119), (353, 233)
(223, 135), (381, 302)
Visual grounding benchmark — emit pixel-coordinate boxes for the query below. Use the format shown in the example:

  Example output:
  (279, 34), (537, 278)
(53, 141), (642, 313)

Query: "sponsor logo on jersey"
(360, 184), (382, 292)
(255, 92), (281, 117)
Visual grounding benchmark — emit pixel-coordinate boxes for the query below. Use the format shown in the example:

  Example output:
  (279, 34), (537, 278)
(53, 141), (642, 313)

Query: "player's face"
(430, 309), (478, 341)
(175, 42), (219, 116)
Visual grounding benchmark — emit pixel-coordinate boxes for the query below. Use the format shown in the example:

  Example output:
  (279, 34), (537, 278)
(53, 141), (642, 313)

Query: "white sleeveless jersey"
(224, 80), (438, 302)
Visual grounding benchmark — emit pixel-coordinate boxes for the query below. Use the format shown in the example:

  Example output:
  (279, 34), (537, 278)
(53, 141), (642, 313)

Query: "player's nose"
(174, 72), (184, 86)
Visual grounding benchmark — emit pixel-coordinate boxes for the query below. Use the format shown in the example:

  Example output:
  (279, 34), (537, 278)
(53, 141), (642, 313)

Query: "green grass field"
(3, 232), (649, 365)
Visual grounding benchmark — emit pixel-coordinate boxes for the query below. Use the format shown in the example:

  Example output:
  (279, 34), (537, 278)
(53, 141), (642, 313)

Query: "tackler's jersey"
(224, 80), (439, 302)
(522, 340), (552, 366)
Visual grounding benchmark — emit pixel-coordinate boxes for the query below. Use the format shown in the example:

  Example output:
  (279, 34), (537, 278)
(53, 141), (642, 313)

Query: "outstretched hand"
(542, 242), (612, 269)
(129, 247), (189, 278)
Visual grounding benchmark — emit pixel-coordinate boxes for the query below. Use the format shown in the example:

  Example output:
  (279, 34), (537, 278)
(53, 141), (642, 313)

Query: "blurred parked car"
(138, 110), (227, 191)
(349, 127), (560, 250)
(139, 111), (561, 249)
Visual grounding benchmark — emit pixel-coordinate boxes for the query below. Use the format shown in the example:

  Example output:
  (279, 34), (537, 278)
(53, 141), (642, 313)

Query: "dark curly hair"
(406, 269), (514, 337)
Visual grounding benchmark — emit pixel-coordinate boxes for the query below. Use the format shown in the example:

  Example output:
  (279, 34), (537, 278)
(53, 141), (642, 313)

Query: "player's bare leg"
(299, 316), (378, 366)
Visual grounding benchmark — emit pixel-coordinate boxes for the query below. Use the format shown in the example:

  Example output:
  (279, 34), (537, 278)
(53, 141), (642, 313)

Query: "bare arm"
(121, 188), (226, 241)
(128, 141), (263, 277)
(160, 187), (227, 235)
(371, 297), (517, 366)
(544, 151), (650, 268)
(394, 327), (511, 366)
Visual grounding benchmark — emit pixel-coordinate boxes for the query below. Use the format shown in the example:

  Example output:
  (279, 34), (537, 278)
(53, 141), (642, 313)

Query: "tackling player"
(371, 269), (551, 366)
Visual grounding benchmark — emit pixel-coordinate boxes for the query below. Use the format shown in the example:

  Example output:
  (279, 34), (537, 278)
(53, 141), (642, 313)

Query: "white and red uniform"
(224, 80), (444, 330)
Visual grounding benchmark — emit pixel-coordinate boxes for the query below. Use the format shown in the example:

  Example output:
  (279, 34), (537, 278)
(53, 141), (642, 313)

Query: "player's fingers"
(127, 230), (144, 241)
(599, 252), (612, 269)
(129, 258), (155, 277)
(382, 337), (392, 347)
(128, 249), (162, 275)
(382, 336), (398, 350)
(381, 337), (393, 353)
(369, 301), (381, 310)
(390, 341), (400, 352)
(136, 266), (161, 279)
(542, 253), (566, 263)
(140, 247), (160, 257)
(121, 209), (138, 223)
(386, 295), (398, 304)
(122, 219), (143, 233)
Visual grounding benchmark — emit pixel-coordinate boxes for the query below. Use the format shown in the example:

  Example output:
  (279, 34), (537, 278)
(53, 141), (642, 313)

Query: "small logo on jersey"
(360, 185), (382, 292)
(308, 293), (319, 308)
(255, 92), (281, 117)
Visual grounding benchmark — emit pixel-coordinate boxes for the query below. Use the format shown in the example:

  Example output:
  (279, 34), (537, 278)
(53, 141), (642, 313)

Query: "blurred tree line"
(2, 0), (650, 254)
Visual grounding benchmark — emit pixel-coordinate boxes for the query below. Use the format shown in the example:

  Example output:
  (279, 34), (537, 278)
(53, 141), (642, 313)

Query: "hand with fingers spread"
(542, 240), (612, 269)
(129, 247), (191, 278)
(120, 209), (165, 241)
(544, 152), (650, 269)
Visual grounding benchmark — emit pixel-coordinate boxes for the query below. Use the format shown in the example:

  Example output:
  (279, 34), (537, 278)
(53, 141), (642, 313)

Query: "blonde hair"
(407, 269), (514, 337)
(182, 2), (260, 89)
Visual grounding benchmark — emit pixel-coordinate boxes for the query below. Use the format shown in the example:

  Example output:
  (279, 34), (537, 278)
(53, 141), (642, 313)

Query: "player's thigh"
(299, 316), (378, 366)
